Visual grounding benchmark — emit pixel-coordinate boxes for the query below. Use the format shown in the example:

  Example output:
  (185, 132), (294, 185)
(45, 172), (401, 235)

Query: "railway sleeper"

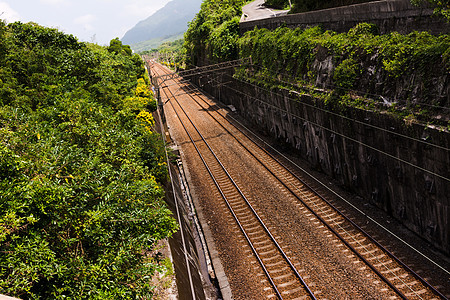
(266, 260), (286, 268)
(282, 288), (310, 299)
(259, 248), (278, 257)
(372, 259), (393, 267)
(238, 214), (257, 222)
(381, 267), (401, 274)
(262, 255), (283, 263)
(246, 230), (266, 238)
(349, 238), (369, 246)
(278, 279), (302, 289)
(253, 239), (272, 246)
(232, 206), (251, 214)
(257, 243), (278, 251)
(270, 266), (290, 275)
(360, 248), (379, 256)
(244, 223), (264, 232)
(397, 280), (420, 288)
(273, 273), (295, 282)
(387, 273), (409, 280)
(405, 289), (429, 298)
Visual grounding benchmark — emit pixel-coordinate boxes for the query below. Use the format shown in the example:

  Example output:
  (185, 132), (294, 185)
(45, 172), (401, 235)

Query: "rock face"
(308, 45), (449, 123)
(121, 0), (202, 45)
(188, 69), (450, 255)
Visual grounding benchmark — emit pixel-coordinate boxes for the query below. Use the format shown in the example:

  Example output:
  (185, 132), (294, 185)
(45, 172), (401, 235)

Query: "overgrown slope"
(0, 21), (177, 299)
(184, 1), (449, 124)
(184, 0), (245, 66)
(238, 24), (450, 123)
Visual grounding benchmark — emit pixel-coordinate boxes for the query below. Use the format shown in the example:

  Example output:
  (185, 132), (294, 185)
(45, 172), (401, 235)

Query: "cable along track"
(150, 62), (446, 300)
(153, 64), (316, 299)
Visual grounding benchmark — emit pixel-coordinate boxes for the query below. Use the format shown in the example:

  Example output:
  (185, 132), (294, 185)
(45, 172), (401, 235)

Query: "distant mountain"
(121, 0), (202, 46)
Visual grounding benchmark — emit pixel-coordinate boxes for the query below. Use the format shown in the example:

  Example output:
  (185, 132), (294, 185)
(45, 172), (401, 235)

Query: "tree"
(0, 22), (177, 299)
(108, 37), (132, 56)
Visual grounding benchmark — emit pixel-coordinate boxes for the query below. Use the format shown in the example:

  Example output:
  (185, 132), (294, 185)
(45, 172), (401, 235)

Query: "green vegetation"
(141, 39), (186, 70)
(182, 1), (449, 125)
(411, 0), (450, 19)
(266, 0), (449, 15)
(184, 0), (246, 65)
(0, 21), (178, 299)
(238, 25), (449, 122)
(239, 25), (449, 85)
(264, 0), (291, 10)
(131, 33), (185, 53)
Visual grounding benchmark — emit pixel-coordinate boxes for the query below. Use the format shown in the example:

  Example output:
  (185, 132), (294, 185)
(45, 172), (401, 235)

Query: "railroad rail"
(149, 61), (447, 300)
(150, 58), (251, 89)
(152, 62), (317, 299)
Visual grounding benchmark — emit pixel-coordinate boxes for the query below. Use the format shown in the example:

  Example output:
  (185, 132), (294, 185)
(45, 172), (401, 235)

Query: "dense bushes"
(0, 21), (177, 299)
(240, 25), (449, 80)
(411, 0), (450, 19)
(238, 25), (449, 117)
(264, 0), (291, 9)
(184, 0), (245, 65)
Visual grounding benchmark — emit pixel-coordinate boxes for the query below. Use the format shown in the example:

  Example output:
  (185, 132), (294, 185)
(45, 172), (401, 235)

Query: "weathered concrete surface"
(240, 0), (450, 35)
(188, 69), (450, 255)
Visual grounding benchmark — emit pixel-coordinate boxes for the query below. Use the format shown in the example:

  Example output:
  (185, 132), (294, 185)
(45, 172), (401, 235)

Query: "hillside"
(131, 32), (184, 53)
(121, 0), (202, 49)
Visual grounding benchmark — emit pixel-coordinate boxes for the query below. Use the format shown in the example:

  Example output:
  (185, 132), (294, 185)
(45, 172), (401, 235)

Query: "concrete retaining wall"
(240, 0), (450, 35)
(188, 70), (450, 254)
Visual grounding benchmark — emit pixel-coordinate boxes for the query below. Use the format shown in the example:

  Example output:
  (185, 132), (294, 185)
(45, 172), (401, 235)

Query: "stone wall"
(240, 0), (450, 35)
(187, 70), (450, 254)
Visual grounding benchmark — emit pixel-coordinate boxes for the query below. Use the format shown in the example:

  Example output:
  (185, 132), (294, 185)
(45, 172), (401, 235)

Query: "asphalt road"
(240, 0), (289, 22)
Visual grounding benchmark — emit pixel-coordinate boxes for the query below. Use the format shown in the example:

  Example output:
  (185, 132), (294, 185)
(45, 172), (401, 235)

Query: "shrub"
(0, 23), (177, 299)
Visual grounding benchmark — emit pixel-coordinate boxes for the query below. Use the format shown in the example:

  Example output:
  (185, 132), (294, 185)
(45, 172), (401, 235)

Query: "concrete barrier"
(187, 69), (450, 255)
(240, 0), (450, 35)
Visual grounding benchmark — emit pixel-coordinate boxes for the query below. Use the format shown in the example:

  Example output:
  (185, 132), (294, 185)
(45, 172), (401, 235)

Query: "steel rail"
(191, 71), (450, 277)
(147, 60), (199, 300)
(153, 63), (316, 300)
(165, 67), (447, 300)
(186, 81), (449, 299)
(157, 70), (283, 299)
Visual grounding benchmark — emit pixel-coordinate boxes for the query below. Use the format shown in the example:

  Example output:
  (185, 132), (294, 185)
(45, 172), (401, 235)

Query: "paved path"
(240, 0), (289, 22)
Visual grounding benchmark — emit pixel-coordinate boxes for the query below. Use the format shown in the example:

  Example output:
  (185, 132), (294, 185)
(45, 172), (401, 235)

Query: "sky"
(0, 0), (172, 45)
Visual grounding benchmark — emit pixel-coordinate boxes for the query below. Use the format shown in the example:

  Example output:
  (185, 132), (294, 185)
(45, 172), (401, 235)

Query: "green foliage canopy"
(184, 0), (245, 65)
(239, 24), (449, 88)
(0, 22), (177, 299)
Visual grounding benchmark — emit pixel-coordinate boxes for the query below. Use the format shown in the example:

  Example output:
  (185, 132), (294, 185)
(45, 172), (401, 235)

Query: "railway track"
(149, 61), (447, 300)
(153, 62), (316, 299)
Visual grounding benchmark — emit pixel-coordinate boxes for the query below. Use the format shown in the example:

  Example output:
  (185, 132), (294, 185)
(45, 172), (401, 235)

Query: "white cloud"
(0, 2), (21, 23)
(74, 14), (96, 31)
